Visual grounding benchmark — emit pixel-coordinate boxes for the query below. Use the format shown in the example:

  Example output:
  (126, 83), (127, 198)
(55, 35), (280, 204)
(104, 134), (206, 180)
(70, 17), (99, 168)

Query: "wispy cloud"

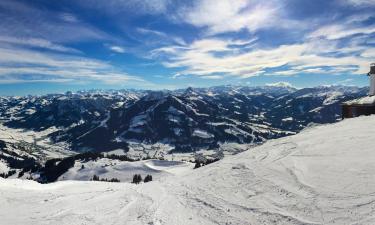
(0, 0), (109, 43)
(308, 14), (375, 40)
(0, 45), (146, 84)
(108, 45), (125, 53)
(60, 13), (79, 23)
(136, 28), (167, 37)
(153, 35), (372, 79)
(340, 0), (375, 7)
(0, 36), (81, 53)
(76, 0), (171, 15)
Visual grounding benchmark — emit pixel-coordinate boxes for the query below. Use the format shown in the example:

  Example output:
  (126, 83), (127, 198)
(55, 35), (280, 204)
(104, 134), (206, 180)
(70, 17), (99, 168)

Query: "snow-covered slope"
(1, 116), (375, 224)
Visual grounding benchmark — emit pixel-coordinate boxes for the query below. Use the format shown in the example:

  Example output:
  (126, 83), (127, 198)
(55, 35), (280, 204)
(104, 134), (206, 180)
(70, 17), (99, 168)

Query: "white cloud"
(309, 24), (375, 40)
(136, 27), (186, 45)
(0, 0), (109, 43)
(153, 36), (373, 79)
(308, 13), (375, 40)
(78, 0), (171, 15)
(60, 13), (79, 23)
(340, 0), (375, 6)
(178, 0), (281, 34)
(136, 27), (167, 37)
(361, 49), (375, 58)
(0, 36), (80, 53)
(109, 45), (125, 53)
(0, 45), (146, 85)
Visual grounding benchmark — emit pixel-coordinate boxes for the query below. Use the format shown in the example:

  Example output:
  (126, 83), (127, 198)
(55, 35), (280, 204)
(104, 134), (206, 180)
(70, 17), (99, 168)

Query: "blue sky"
(0, 0), (374, 95)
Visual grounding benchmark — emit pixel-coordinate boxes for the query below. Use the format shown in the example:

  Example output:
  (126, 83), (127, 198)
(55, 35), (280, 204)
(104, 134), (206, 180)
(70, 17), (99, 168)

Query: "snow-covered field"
(1, 116), (375, 224)
(59, 159), (194, 182)
(0, 123), (73, 159)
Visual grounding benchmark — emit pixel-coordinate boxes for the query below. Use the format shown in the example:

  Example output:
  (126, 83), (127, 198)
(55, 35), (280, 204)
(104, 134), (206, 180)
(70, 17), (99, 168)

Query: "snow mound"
(1, 116), (375, 224)
(344, 95), (375, 105)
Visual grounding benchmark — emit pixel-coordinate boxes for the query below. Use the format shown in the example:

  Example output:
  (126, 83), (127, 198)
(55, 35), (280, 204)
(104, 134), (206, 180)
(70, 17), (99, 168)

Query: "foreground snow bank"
(1, 116), (375, 224)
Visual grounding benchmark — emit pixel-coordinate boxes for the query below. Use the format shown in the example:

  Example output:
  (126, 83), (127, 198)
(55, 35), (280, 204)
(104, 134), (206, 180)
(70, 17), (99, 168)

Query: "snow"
(99, 111), (111, 128)
(323, 92), (342, 105)
(1, 116), (375, 224)
(344, 95), (375, 105)
(224, 127), (249, 137)
(129, 114), (147, 128)
(281, 117), (293, 122)
(0, 123), (73, 159)
(126, 142), (175, 160)
(192, 129), (214, 139)
(59, 159), (194, 182)
(166, 106), (185, 116)
(106, 149), (127, 155)
(166, 115), (181, 123)
(0, 160), (10, 173)
(173, 128), (182, 136)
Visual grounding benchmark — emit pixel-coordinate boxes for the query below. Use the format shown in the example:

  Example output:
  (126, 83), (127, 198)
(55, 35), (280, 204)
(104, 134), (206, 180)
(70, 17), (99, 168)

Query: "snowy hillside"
(1, 115), (375, 225)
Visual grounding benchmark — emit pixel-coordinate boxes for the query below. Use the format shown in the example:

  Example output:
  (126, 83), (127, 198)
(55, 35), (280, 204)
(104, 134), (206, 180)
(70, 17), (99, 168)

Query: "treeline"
(90, 174), (153, 184)
(0, 170), (16, 178)
(91, 174), (120, 182)
(73, 151), (155, 162)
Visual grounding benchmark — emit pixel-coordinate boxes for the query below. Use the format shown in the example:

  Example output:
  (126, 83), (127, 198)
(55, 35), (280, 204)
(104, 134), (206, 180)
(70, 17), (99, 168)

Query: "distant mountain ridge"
(0, 85), (368, 153)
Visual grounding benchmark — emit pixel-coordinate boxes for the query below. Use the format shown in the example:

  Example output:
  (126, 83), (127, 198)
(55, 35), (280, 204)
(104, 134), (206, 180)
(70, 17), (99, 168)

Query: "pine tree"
(144, 174), (153, 183)
(92, 174), (99, 181)
(132, 174), (142, 184)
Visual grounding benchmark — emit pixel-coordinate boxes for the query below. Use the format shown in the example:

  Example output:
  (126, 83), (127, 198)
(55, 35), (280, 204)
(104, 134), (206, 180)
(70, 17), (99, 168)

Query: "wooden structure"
(342, 102), (375, 119)
(342, 63), (375, 119)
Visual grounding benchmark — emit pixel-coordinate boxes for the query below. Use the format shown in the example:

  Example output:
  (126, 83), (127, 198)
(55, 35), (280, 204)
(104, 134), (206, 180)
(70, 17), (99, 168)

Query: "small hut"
(342, 63), (375, 119)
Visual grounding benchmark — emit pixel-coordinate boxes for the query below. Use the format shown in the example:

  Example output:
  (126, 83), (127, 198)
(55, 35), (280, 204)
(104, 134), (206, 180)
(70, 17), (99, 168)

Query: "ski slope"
(1, 116), (375, 224)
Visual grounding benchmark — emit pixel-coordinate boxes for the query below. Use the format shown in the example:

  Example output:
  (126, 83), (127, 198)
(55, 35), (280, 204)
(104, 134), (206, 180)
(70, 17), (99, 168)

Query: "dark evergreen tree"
(144, 174), (153, 183)
(132, 174), (142, 184)
(92, 174), (99, 181)
(0, 140), (6, 149)
(18, 170), (25, 178)
(109, 178), (120, 182)
(42, 157), (75, 182)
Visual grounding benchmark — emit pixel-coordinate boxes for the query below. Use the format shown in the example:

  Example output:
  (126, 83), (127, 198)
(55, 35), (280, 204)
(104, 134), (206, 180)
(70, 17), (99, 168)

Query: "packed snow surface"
(1, 116), (375, 224)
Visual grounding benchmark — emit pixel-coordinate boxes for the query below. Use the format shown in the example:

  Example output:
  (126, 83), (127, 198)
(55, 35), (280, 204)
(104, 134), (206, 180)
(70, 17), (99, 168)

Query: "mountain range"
(0, 85), (368, 156)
